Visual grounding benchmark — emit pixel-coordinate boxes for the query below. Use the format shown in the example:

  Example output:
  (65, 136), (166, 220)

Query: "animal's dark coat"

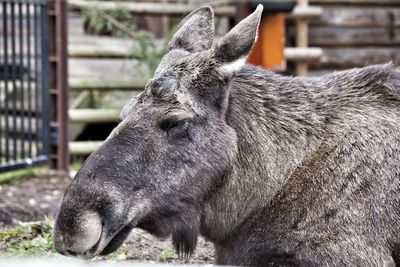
(54, 5), (400, 266)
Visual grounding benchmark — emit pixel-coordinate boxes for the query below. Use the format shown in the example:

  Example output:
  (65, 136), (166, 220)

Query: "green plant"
(0, 219), (56, 257)
(106, 251), (128, 261)
(82, 6), (132, 35)
(0, 166), (46, 185)
(79, 4), (175, 73)
(159, 248), (173, 262)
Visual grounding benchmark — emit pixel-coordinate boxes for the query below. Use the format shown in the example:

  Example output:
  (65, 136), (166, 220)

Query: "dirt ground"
(0, 173), (214, 264)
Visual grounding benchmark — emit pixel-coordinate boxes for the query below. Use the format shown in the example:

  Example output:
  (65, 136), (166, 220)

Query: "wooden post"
(48, 0), (69, 171)
(296, 0), (309, 76)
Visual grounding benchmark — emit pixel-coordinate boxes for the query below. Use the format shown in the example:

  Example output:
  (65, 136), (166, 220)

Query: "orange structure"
(248, 13), (286, 70)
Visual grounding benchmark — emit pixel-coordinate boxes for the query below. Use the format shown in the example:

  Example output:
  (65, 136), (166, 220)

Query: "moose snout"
(53, 211), (102, 258)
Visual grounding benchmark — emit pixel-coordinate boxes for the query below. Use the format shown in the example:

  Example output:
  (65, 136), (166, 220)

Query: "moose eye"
(159, 118), (190, 139)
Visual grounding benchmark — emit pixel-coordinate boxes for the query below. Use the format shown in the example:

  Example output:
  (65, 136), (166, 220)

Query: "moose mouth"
(83, 223), (134, 259)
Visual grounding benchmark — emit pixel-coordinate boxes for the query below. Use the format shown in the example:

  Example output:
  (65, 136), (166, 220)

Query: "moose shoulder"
(53, 5), (400, 266)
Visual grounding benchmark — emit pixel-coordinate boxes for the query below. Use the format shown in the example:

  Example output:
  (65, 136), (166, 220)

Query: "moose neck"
(201, 65), (327, 243)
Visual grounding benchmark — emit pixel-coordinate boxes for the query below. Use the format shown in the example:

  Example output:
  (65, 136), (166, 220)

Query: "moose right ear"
(214, 5), (263, 75)
(168, 7), (214, 53)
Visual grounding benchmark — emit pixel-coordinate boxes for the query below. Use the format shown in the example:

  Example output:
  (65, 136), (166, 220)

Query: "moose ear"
(215, 5), (263, 74)
(168, 7), (214, 53)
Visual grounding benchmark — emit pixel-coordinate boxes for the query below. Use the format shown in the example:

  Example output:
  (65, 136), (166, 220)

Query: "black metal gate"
(0, 0), (50, 172)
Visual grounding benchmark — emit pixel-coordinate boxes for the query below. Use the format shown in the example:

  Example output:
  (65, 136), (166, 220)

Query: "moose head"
(54, 5), (263, 259)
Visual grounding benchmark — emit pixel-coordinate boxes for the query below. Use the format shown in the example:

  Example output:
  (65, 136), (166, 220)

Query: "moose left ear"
(168, 6), (214, 53)
(215, 5), (263, 74)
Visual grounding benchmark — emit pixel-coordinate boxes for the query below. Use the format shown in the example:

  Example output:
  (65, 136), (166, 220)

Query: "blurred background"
(0, 0), (399, 262)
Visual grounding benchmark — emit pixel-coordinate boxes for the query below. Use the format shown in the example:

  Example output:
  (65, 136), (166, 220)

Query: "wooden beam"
(312, 7), (400, 28)
(69, 78), (148, 91)
(69, 141), (102, 155)
(309, 47), (400, 69)
(310, 0), (400, 5)
(68, 0), (237, 17)
(307, 28), (400, 46)
(285, 47), (322, 61)
(68, 108), (121, 123)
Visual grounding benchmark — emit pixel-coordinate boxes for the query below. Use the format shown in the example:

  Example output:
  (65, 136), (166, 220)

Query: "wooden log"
(69, 58), (151, 78)
(68, 108), (121, 123)
(311, 7), (400, 28)
(69, 78), (148, 91)
(305, 28), (400, 46)
(69, 141), (102, 155)
(68, 35), (164, 58)
(308, 47), (400, 69)
(68, 0), (237, 17)
(285, 47), (323, 61)
(310, 0), (400, 5)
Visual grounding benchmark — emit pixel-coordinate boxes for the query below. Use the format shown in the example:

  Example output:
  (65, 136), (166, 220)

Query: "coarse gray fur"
(53, 5), (400, 266)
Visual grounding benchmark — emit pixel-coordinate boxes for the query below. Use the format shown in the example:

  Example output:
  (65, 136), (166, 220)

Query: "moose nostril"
(66, 249), (78, 257)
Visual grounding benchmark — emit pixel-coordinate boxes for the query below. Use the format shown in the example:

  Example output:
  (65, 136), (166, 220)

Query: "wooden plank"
(308, 47), (400, 69)
(311, 7), (400, 28)
(307, 27), (400, 46)
(68, 108), (121, 123)
(69, 78), (148, 91)
(69, 58), (151, 78)
(310, 0), (400, 5)
(285, 47), (323, 61)
(69, 141), (102, 155)
(68, 35), (165, 58)
(68, 0), (237, 17)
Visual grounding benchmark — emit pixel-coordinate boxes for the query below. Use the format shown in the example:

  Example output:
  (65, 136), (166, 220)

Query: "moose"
(54, 5), (400, 266)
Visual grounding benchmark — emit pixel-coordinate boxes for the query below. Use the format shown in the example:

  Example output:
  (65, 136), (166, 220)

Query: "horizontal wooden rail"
(68, 0), (237, 16)
(284, 47), (323, 61)
(69, 78), (148, 91)
(69, 141), (102, 155)
(310, 0), (400, 5)
(69, 108), (121, 123)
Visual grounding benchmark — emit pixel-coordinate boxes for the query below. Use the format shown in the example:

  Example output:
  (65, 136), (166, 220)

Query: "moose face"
(53, 5), (263, 259)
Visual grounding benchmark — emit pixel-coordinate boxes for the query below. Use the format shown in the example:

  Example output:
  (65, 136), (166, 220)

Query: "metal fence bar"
(2, 0), (47, 4)
(18, 2), (24, 159)
(33, 3), (39, 156)
(11, 2), (17, 160)
(39, 2), (49, 158)
(2, 2), (10, 162)
(0, 0), (50, 172)
(26, 1), (32, 158)
(0, 155), (47, 172)
(0, 3), (3, 164)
